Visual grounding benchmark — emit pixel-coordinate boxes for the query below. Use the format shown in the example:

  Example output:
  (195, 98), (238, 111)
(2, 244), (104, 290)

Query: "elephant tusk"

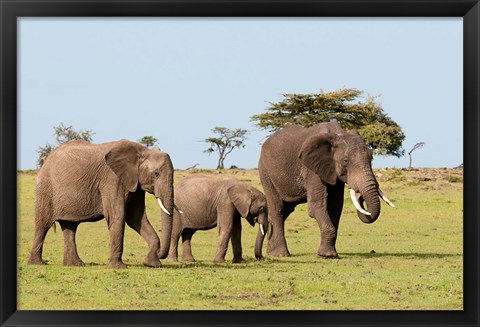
(378, 188), (395, 208)
(174, 203), (183, 214)
(349, 189), (371, 216)
(157, 198), (170, 215)
(260, 224), (265, 236)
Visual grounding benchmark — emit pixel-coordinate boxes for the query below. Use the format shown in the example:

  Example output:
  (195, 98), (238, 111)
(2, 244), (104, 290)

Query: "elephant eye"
(153, 171), (160, 178)
(342, 158), (349, 166)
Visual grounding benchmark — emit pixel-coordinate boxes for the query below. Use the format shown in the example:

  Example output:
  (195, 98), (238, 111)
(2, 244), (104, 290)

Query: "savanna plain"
(17, 168), (463, 310)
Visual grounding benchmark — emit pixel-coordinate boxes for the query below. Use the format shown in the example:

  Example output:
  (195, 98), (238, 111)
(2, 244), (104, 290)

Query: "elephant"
(28, 139), (175, 269)
(258, 121), (395, 258)
(165, 175), (269, 264)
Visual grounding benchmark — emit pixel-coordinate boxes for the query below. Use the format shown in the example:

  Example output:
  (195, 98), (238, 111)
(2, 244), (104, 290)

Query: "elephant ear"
(227, 184), (252, 218)
(299, 133), (337, 185)
(104, 141), (141, 192)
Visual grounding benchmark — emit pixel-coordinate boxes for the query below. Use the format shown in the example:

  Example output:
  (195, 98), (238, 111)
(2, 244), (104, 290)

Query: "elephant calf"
(166, 175), (269, 264)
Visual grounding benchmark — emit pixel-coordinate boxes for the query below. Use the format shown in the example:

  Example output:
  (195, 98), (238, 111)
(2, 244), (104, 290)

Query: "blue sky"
(18, 18), (462, 170)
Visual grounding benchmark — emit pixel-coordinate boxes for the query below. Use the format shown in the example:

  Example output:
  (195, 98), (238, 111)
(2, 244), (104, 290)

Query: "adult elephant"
(258, 121), (395, 258)
(166, 175), (269, 264)
(28, 139), (175, 269)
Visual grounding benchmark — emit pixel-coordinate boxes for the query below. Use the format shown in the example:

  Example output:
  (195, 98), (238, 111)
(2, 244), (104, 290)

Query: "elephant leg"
(325, 182), (345, 250)
(28, 223), (50, 265)
(126, 213), (162, 268)
(264, 181), (290, 257)
(181, 229), (196, 263)
(168, 215), (183, 262)
(231, 215), (243, 263)
(307, 182), (339, 258)
(304, 173), (341, 258)
(125, 192), (161, 268)
(213, 207), (235, 264)
(59, 221), (85, 267)
(261, 174), (290, 257)
(106, 212), (127, 269)
(310, 204), (338, 258)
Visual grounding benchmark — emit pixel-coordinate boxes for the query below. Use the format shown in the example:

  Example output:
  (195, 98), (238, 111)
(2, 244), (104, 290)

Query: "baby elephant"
(166, 175), (269, 263)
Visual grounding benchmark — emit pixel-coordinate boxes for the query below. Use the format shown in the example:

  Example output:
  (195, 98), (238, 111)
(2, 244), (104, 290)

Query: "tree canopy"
(250, 88), (405, 157)
(37, 123), (94, 168)
(138, 136), (158, 148)
(203, 127), (248, 169)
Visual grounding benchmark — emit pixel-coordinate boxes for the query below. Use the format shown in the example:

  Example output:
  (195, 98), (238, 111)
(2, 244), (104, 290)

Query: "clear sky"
(18, 18), (462, 170)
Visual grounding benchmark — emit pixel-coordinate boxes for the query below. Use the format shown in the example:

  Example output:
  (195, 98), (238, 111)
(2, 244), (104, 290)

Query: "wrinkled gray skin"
(166, 175), (269, 264)
(28, 139), (174, 269)
(259, 121), (384, 258)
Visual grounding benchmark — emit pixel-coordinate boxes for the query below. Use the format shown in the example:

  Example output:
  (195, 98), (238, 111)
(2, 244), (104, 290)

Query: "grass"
(17, 168), (463, 310)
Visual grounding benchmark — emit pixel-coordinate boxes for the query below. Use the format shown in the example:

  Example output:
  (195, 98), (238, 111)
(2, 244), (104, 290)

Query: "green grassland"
(17, 168), (463, 310)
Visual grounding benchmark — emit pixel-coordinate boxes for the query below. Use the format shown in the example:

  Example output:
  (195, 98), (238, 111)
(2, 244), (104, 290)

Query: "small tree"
(37, 123), (94, 168)
(37, 143), (55, 169)
(203, 127), (248, 169)
(251, 88), (405, 157)
(138, 136), (158, 148)
(408, 142), (426, 169)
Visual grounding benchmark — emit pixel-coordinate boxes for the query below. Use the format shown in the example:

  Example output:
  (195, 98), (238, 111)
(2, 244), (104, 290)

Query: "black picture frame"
(1, 1), (478, 326)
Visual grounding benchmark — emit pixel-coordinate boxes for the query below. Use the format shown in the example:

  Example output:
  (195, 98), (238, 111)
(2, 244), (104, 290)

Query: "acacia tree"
(37, 123), (94, 168)
(138, 136), (158, 148)
(250, 88), (405, 157)
(203, 127), (248, 169)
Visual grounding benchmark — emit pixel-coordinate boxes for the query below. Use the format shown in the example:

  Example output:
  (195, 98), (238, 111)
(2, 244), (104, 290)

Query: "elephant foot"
(232, 257), (244, 264)
(213, 257), (225, 264)
(317, 247), (339, 259)
(183, 257), (196, 263)
(266, 247), (291, 257)
(107, 259), (127, 269)
(267, 240), (291, 257)
(63, 258), (85, 267)
(143, 256), (162, 268)
(28, 255), (45, 265)
(168, 256), (179, 263)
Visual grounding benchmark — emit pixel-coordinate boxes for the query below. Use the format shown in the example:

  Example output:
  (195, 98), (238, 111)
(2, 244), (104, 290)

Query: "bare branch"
(408, 142), (426, 168)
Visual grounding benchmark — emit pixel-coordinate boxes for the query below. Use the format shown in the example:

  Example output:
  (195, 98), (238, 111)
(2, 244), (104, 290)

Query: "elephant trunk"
(254, 213), (269, 260)
(156, 173), (174, 259)
(356, 184), (381, 224)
